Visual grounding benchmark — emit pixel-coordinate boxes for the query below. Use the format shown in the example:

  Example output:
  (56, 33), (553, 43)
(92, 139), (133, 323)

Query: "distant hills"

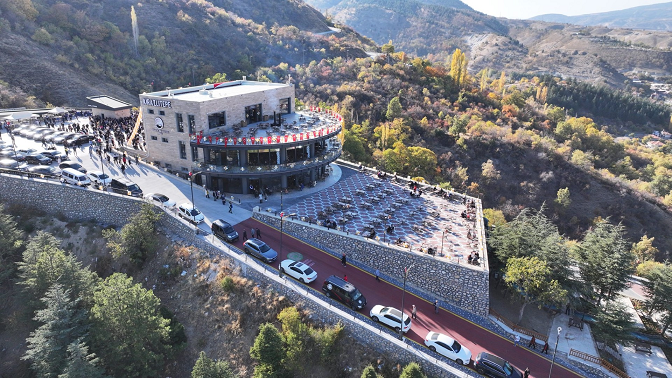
(531, 2), (672, 31)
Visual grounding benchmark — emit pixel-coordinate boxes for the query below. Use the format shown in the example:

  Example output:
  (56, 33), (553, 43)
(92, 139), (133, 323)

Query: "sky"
(460, 0), (670, 20)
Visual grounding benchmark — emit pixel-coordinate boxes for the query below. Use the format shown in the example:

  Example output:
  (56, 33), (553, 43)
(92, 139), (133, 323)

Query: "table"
(340, 196), (353, 203)
(360, 202), (372, 209)
(355, 189), (366, 196)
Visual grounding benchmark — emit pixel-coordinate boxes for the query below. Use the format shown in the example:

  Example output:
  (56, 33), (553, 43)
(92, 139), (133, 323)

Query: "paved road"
(7, 126), (583, 377)
(231, 218), (582, 378)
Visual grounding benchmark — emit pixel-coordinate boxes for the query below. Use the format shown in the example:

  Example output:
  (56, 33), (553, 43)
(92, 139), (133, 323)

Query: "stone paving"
(284, 169), (483, 265)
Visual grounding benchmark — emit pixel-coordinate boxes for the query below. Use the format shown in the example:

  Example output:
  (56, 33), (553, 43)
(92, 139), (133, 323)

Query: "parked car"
(109, 178), (143, 197)
(473, 352), (522, 378)
(144, 193), (176, 208)
(27, 165), (61, 177)
(243, 238), (278, 263)
(424, 331), (472, 366)
(279, 259), (317, 283)
(24, 153), (52, 165)
(370, 305), (412, 333)
(33, 128), (58, 140)
(53, 133), (76, 144)
(0, 150), (26, 161)
(68, 134), (93, 146)
(39, 150), (67, 161)
(59, 160), (87, 173)
(322, 275), (367, 310)
(45, 131), (68, 143)
(60, 167), (91, 186)
(211, 219), (238, 242)
(177, 203), (204, 224)
(0, 158), (27, 170)
(87, 170), (112, 186)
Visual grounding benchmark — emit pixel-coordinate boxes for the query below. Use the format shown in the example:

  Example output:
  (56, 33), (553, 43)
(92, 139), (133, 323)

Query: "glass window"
(208, 111), (226, 129)
(191, 146), (199, 161)
(279, 97), (290, 114)
(179, 141), (187, 159)
(148, 109), (155, 114)
(176, 113), (184, 132)
(188, 115), (195, 133)
(162, 137), (168, 143)
(159, 111), (165, 116)
(151, 136), (158, 140)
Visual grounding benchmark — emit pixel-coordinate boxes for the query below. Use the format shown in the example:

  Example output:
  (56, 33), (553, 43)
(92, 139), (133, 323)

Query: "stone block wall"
(253, 212), (490, 317)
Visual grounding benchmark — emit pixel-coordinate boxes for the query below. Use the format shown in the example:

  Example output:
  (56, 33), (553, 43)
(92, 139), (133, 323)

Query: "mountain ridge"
(531, 2), (672, 31)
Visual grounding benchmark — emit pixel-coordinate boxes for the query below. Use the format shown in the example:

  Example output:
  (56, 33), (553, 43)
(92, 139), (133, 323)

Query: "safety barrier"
(569, 349), (629, 378)
(489, 308), (549, 342)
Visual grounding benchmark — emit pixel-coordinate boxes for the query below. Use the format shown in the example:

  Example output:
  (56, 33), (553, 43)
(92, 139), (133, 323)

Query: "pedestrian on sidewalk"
(412, 305), (417, 319)
(565, 302), (571, 315)
(523, 368), (530, 378)
(259, 193), (263, 203)
(375, 269), (380, 282)
(205, 188), (210, 198)
(341, 253), (347, 267)
(514, 335), (521, 347)
(343, 275), (348, 282)
(135, 155), (139, 165)
(528, 335), (536, 349)
(251, 228), (256, 238)
(242, 229), (248, 241)
(434, 300), (439, 314)
(120, 164), (126, 175)
(256, 228), (262, 240)
(222, 197), (226, 206)
(541, 341), (549, 354)
(229, 202), (233, 213)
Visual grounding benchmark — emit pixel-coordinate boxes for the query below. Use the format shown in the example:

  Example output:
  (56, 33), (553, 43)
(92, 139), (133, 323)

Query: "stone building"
(139, 80), (342, 194)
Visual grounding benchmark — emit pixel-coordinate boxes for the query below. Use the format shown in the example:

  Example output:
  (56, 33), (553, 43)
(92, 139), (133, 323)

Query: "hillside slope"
(531, 2), (672, 31)
(0, 0), (373, 107)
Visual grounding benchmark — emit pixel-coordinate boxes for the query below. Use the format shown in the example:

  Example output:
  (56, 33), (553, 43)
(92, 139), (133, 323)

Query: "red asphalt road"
(233, 219), (582, 378)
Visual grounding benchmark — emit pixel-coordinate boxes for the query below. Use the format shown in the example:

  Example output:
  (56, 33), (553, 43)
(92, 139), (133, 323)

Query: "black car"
(27, 165), (61, 177)
(25, 153), (52, 165)
(322, 275), (367, 310)
(39, 150), (67, 161)
(211, 219), (239, 242)
(68, 134), (93, 146)
(59, 160), (87, 173)
(109, 178), (143, 197)
(474, 352), (522, 378)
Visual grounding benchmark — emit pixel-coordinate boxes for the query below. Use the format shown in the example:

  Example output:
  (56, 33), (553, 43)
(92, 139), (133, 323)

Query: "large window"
(245, 104), (262, 123)
(176, 113), (184, 132)
(208, 111), (226, 129)
(191, 146), (199, 161)
(279, 97), (291, 114)
(179, 141), (187, 159)
(188, 115), (195, 133)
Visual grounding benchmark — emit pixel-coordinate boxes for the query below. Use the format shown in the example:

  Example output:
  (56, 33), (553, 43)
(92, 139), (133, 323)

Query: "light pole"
(399, 264), (414, 339)
(279, 212), (285, 277)
(441, 229), (445, 256)
(549, 326), (562, 378)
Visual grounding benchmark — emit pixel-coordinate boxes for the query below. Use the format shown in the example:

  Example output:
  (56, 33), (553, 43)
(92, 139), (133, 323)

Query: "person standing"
(229, 201), (233, 213)
(565, 303), (571, 315)
(375, 269), (380, 282)
(341, 253), (347, 267)
(251, 228), (256, 238)
(514, 335), (521, 347)
(205, 188), (210, 198)
(541, 341), (549, 354)
(343, 275), (348, 282)
(411, 305), (417, 319)
(256, 228), (262, 240)
(259, 193), (263, 203)
(434, 300), (439, 314)
(523, 368), (530, 378)
(242, 229), (248, 241)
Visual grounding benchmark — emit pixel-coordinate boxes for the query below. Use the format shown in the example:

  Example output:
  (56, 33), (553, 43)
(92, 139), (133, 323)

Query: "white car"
(145, 193), (176, 208)
(424, 331), (472, 366)
(177, 203), (204, 224)
(370, 305), (412, 333)
(87, 170), (111, 186)
(279, 259), (317, 283)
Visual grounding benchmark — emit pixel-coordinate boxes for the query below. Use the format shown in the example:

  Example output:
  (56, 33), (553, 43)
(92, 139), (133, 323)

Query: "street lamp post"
(279, 212), (285, 276)
(441, 229), (445, 256)
(399, 264), (414, 339)
(549, 326), (562, 378)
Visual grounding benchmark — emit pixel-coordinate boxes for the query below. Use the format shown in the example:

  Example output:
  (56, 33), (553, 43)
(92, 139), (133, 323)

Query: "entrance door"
(245, 104), (262, 123)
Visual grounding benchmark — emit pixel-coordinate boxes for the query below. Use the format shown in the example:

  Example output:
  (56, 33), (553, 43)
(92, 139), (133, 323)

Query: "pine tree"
(249, 323), (285, 376)
(191, 351), (237, 378)
(58, 340), (107, 378)
(0, 204), (23, 283)
(385, 97), (402, 120)
(23, 284), (88, 378)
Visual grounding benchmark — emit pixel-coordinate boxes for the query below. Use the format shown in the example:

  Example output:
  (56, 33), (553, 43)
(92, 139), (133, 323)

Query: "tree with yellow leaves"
(449, 49), (468, 88)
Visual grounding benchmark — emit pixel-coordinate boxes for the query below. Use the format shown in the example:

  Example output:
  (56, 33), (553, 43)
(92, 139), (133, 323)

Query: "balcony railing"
(199, 150), (341, 174)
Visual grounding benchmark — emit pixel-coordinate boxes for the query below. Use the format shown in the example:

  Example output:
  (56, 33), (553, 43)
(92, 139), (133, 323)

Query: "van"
(61, 168), (91, 186)
(109, 178), (143, 197)
(211, 219), (239, 242)
(322, 275), (367, 310)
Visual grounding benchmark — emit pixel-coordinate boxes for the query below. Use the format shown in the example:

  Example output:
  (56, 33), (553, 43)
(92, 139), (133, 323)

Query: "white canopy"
(48, 107), (67, 114)
(2, 112), (35, 120)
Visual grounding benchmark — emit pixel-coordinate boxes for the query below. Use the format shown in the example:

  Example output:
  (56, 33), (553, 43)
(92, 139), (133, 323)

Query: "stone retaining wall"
(253, 212), (489, 317)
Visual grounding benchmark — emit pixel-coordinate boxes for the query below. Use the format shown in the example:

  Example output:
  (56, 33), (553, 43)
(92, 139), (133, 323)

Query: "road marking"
(303, 258), (315, 266)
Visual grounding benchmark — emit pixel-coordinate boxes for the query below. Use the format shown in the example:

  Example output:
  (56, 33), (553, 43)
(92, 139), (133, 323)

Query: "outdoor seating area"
(283, 169), (485, 266)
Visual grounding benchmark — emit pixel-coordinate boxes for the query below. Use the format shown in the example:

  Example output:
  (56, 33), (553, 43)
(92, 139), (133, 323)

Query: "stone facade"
(253, 212), (490, 317)
(140, 80), (294, 171)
